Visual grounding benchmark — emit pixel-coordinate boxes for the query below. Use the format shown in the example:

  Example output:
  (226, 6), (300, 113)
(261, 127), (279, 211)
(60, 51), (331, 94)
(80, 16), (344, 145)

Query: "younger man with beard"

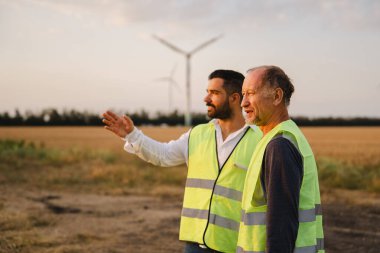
(102, 69), (262, 253)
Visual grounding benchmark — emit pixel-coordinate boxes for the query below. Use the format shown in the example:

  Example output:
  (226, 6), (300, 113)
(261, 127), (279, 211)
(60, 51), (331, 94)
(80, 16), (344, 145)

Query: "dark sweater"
(260, 136), (303, 253)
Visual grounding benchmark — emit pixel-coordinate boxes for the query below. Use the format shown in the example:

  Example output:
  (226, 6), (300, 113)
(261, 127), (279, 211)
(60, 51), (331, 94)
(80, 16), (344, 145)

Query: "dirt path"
(0, 188), (183, 253)
(1, 187), (379, 253)
(323, 202), (380, 252)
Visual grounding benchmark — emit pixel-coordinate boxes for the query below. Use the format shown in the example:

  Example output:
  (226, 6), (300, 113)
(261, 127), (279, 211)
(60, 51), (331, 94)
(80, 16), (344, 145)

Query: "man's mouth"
(244, 109), (253, 115)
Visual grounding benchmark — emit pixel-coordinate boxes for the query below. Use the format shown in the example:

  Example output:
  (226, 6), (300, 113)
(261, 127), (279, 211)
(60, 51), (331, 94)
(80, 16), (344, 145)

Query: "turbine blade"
(170, 80), (181, 92)
(152, 34), (187, 55)
(153, 77), (171, 82)
(190, 34), (223, 55)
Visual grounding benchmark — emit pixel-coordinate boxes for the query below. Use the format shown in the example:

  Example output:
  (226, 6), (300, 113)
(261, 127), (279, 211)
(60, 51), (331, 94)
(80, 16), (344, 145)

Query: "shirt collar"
(210, 118), (259, 132)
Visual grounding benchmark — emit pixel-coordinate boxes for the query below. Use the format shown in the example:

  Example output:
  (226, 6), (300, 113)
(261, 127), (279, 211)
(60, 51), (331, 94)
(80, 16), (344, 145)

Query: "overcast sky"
(1, 0), (379, 117)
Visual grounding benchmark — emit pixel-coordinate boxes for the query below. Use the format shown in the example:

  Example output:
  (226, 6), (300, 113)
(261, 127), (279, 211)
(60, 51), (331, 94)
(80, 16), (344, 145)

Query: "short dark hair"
(249, 66), (294, 106)
(208, 69), (245, 101)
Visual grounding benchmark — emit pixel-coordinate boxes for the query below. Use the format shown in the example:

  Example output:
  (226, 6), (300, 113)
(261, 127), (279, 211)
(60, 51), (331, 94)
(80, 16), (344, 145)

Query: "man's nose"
(204, 94), (211, 103)
(241, 96), (248, 107)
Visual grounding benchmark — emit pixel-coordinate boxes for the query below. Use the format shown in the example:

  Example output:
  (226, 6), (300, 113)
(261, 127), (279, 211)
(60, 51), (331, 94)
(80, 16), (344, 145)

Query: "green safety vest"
(179, 122), (263, 253)
(237, 120), (324, 253)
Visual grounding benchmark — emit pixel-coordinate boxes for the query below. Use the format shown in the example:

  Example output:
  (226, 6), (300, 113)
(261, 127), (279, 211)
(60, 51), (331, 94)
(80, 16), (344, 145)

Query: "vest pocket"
(234, 162), (248, 171)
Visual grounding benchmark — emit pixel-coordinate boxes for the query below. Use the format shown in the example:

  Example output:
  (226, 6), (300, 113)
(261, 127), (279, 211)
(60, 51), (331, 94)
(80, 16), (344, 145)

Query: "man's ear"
(230, 93), (241, 104)
(273, 88), (284, 106)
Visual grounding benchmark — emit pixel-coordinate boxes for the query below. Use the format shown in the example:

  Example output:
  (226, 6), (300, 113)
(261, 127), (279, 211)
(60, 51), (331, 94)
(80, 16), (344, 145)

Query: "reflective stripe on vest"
(186, 178), (243, 201)
(236, 238), (324, 253)
(242, 204), (323, 225)
(179, 122), (262, 253)
(182, 207), (240, 231)
(237, 120), (324, 253)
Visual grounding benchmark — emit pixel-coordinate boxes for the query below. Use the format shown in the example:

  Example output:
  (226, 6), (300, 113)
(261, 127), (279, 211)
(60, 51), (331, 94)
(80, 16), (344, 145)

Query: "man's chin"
(245, 117), (257, 125)
(245, 119), (254, 125)
(206, 112), (215, 118)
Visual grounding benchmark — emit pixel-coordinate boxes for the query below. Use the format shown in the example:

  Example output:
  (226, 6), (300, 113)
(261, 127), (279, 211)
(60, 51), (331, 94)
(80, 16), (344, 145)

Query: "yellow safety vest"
(237, 120), (324, 253)
(179, 122), (262, 253)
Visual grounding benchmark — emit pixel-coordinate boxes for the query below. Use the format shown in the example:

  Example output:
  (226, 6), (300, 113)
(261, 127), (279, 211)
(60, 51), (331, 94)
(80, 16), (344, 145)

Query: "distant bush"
(292, 116), (380, 126)
(1, 108), (380, 126)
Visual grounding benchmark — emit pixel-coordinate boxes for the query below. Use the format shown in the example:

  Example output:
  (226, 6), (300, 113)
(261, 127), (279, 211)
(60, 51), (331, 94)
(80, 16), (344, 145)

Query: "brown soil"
(322, 189), (380, 253)
(1, 186), (379, 253)
(0, 186), (183, 253)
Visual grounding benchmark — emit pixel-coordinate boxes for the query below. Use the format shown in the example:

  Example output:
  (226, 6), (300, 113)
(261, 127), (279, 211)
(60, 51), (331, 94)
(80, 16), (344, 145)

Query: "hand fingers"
(123, 115), (133, 125)
(102, 118), (113, 126)
(106, 110), (119, 121)
(104, 126), (118, 134)
(104, 126), (112, 131)
(102, 112), (115, 122)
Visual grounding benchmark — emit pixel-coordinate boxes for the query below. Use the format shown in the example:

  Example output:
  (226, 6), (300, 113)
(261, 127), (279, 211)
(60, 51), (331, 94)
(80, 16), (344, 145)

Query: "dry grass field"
(0, 126), (379, 252)
(2, 126), (379, 166)
(304, 127), (380, 192)
(303, 127), (380, 167)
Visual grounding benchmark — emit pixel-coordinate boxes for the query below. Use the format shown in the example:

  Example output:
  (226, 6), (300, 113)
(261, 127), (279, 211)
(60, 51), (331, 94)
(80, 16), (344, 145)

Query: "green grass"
(317, 157), (380, 192)
(1, 139), (379, 193)
(0, 139), (117, 166)
(0, 139), (186, 195)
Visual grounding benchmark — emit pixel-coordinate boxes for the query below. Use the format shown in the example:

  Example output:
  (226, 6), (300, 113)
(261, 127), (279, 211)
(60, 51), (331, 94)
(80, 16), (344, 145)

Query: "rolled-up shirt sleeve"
(123, 127), (189, 167)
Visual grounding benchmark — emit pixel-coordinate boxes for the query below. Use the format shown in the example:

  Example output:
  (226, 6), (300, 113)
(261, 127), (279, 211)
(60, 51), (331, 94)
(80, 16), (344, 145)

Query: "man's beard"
(245, 117), (260, 125)
(207, 100), (232, 120)
(244, 112), (262, 126)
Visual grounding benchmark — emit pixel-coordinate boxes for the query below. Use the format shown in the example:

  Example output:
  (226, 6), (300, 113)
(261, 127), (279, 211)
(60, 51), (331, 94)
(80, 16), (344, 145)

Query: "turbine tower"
(154, 64), (180, 112)
(153, 34), (222, 126)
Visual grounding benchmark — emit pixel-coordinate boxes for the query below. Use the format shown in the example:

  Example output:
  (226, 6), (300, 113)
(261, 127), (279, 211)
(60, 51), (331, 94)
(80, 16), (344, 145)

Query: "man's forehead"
(243, 77), (261, 89)
(244, 68), (266, 88)
(208, 78), (224, 89)
(247, 68), (266, 79)
(209, 77), (224, 83)
(247, 66), (267, 75)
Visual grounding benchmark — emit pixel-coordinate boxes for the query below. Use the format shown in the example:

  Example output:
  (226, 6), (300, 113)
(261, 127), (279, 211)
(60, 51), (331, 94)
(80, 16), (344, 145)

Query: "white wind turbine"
(153, 34), (222, 126)
(154, 63), (180, 112)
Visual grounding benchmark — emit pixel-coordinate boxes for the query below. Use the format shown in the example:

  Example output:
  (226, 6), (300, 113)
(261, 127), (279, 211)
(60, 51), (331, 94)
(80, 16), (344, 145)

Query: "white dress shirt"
(124, 119), (258, 168)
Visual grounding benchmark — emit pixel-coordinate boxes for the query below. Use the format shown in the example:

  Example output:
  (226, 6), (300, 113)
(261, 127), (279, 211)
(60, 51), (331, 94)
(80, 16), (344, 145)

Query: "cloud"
(23, 0), (218, 25)
(5, 0), (380, 35)
(319, 0), (380, 30)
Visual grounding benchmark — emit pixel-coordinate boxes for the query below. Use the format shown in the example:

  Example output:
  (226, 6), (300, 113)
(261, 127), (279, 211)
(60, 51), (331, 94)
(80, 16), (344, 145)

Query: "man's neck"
(260, 109), (290, 136)
(217, 113), (246, 141)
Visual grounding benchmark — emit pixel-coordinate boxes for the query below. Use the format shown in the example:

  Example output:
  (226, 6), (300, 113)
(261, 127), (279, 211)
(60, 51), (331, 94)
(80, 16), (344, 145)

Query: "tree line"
(1, 109), (380, 126)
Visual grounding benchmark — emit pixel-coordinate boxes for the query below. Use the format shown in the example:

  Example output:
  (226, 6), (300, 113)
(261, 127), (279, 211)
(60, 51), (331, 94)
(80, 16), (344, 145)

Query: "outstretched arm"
(102, 110), (188, 167)
(102, 110), (134, 138)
